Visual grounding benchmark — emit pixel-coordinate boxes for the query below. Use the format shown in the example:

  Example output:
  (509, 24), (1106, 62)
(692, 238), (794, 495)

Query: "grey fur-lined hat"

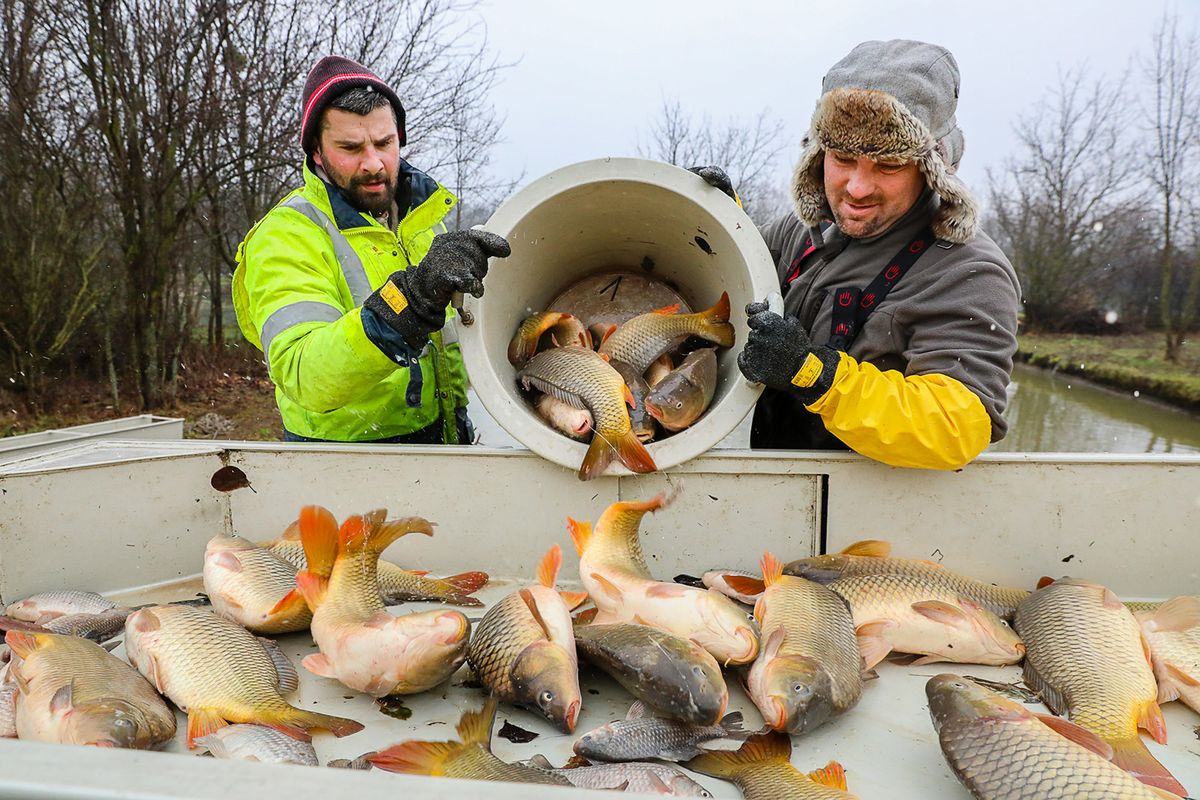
(792, 39), (980, 243)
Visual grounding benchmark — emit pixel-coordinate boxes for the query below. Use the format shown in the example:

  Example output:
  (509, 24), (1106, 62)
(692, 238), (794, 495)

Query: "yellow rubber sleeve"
(805, 352), (993, 470)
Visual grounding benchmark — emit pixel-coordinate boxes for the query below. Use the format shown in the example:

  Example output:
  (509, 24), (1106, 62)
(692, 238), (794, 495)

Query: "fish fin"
(762, 626), (786, 661)
(626, 700), (651, 719)
(567, 517), (592, 555)
(519, 589), (554, 640)
(862, 667), (880, 681)
(1166, 662), (1200, 689)
(258, 637), (300, 694)
(275, 706), (364, 738)
(908, 655), (945, 666)
(839, 539), (891, 558)
(537, 544), (563, 589)
(683, 732), (791, 777)
(299, 505), (339, 579)
(590, 573), (624, 602)
(49, 682), (73, 714)
(583, 428), (656, 480)
(719, 711), (745, 734)
(1148, 596), (1200, 632)
(910, 600), (972, 628)
(301, 652), (337, 679)
(622, 382), (637, 409)
(759, 552), (783, 588)
(1137, 698), (1170, 744)
(1108, 735), (1188, 796)
(651, 302), (682, 315)
(559, 591), (588, 611)
(342, 511), (434, 556)
(1149, 789), (1188, 800)
(213, 551), (243, 572)
(1100, 587), (1126, 610)
(1021, 658), (1069, 716)
(0, 616), (49, 635)
(573, 607), (599, 625)
(294, 570), (327, 611)
(442, 571), (489, 595)
(917, 559), (946, 568)
(527, 753), (555, 769)
(599, 325), (618, 346)
(722, 575), (766, 597)
(579, 433), (617, 481)
(3, 629), (44, 658)
(563, 754), (592, 768)
(647, 774), (669, 793)
(700, 292), (734, 346)
(1034, 714), (1114, 760)
(187, 708), (229, 749)
(807, 760), (848, 791)
(405, 569), (430, 577)
(1037, 576), (1056, 589)
(266, 588), (308, 620)
(363, 612), (395, 630)
(457, 696), (497, 748)
(369, 740), (461, 775)
(855, 621), (894, 670)
(279, 519), (302, 541)
(645, 582), (691, 598)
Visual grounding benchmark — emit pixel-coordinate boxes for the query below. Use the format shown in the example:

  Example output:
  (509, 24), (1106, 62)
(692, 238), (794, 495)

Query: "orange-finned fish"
(645, 348), (718, 432)
(1014, 578), (1188, 796)
(508, 311), (591, 368)
(203, 534), (311, 634)
(519, 345), (656, 480)
(683, 731), (858, 799)
(568, 491), (757, 666)
(1136, 595), (1200, 715)
(467, 544), (584, 732)
(598, 292), (734, 373)
(295, 506), (471, 697)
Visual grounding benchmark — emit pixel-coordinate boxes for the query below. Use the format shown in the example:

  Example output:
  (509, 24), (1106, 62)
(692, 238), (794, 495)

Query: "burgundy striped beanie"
(300, 55), (406, 154)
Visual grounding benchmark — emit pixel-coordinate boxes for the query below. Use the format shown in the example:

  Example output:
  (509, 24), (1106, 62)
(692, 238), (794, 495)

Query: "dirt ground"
(1, 344), (283, 442)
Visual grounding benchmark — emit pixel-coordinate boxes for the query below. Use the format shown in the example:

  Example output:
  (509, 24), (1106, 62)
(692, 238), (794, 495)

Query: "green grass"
(1017, 332), (1200, 410)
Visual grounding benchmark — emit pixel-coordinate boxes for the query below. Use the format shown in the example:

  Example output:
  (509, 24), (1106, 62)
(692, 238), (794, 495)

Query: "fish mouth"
(770, 697), (788, 731)
(564, 699), (581, 733)
(439, 612), (469, 644)
(574, 419), (591, 436)
(731, 628), (758, 664)
(1012, 642), (1027, 657)
(643, 400), (665, 421)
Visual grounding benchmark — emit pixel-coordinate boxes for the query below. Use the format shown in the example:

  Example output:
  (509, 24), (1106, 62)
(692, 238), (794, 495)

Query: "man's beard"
(341, 172), (397, 215)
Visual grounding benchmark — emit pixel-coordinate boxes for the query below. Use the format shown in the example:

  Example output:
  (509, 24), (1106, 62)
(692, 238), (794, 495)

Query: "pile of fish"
(2, 494), (1198, 800)
(509, 292), (734, 480)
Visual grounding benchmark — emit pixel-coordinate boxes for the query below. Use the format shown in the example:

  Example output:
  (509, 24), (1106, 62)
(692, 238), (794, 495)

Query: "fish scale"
(467, 591), (544, 698)
(598, 294), (733, 373)
(1138, 598), (1200, 712)
(205, 535), (311, 634)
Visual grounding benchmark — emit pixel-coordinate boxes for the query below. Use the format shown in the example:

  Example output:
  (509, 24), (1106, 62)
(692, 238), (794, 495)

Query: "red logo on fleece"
(860, 293), (876, 308)
(885, 265), (901, 281)
(838, 291), (853, 307)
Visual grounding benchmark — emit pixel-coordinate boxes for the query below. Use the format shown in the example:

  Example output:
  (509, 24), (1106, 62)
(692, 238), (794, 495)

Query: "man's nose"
(844, 166), (875, 199)
(361, 146), (384, 174)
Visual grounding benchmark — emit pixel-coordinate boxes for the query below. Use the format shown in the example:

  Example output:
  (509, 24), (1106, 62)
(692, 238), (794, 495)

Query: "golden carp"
(684, 732), (857, 799)
(1014, 578), (1187, 796)
(122, 603), (362, 747)
(599, 292), (735, 373)
(645, 348), (718, 432)
(785, 540), (1030, 620)
(928, 674), (1181, 800)
(828, 573), (1024, 669)
(574, 700), (745, 762)
(203, 534), (311, 634)
(535, 393), (594, 440)
(519, 345), (656, 480)
(6, 630), (176, 748)
(743, 553), (862, 734)
(567, 491), (758, 666)
(1137, 595), (1200, 714)
(508, 311), (591, 368)
(467, 544), (583, 732)
(196, 723), (319, 765)
(295, 506), (471, 697)
(573, 622), (727, 725)
(261, 522), (488, 607)
(368, 696), (571, 785)
(702, 569), (763, 604)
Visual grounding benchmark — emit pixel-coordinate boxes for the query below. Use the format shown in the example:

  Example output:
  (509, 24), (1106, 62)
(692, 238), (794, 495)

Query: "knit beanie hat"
(792, 39), (979, 243)
(300, 55), (407, 154)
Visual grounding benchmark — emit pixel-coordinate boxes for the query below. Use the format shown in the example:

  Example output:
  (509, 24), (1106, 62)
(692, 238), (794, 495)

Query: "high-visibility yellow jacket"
(232, 160), (468, 442)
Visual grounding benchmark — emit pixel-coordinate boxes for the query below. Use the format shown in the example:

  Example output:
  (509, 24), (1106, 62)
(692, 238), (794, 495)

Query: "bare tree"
(637, 99), (790, 226)
(1141, 12), (1200, 360)
(986, 69), (1141, 329)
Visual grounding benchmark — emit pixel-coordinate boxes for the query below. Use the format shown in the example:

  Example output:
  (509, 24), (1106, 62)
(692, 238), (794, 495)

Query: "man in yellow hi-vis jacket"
(718, 40), (1021, 470)
(233, 56), (510, 444)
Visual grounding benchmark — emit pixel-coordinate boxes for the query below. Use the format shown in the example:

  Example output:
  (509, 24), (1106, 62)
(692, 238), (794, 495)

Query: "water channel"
(990, 362), (1200, 455)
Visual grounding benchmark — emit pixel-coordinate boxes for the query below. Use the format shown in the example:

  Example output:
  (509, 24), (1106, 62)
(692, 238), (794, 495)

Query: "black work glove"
(737, 301), (841, 404)
(687, 165), (741, 206)
(363, 228), (511, 350)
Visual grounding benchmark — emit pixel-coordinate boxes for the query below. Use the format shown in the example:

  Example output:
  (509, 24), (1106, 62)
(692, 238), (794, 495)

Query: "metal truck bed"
(1, 441), (1198, 799)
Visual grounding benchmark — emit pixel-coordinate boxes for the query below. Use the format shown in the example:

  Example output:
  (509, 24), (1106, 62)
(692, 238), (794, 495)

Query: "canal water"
(990, 362), (1200, 454)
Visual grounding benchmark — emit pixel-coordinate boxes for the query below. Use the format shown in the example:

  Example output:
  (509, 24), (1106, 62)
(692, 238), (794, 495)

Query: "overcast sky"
(468, 0), (1198, 204)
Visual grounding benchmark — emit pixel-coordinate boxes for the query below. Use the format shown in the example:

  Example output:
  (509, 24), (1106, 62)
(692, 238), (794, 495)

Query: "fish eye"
(675, 401), (683, 409)
(692, 665), (704, 675)
(539, 690), (555, 707)
(793, 683), (805, 694)
(113, 717), (136, 730)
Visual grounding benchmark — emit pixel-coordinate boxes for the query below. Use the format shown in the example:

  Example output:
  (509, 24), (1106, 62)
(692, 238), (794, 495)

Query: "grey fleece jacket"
(751, 191), (1021, 450)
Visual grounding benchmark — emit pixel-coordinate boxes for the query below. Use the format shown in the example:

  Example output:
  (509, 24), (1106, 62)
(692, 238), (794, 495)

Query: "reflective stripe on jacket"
(232, 160), (469, 442)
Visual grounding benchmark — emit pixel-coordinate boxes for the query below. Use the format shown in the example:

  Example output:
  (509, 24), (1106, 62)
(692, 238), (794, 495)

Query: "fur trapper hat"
(792, 40), (979, 243)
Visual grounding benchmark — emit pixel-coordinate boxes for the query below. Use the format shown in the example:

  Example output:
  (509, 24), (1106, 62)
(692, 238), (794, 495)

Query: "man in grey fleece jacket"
(710, 39), (1020, 470)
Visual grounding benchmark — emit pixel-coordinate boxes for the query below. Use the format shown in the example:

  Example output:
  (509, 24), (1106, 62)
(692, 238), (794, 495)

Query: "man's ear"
(312, 147), (324, 170)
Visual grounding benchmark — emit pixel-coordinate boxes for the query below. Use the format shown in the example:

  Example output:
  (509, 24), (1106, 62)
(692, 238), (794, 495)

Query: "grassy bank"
(1017, 332), (1200, 411)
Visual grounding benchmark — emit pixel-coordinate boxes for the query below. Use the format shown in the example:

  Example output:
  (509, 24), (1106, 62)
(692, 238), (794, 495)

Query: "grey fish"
(196, 723), (318, 765)
(573, 701), (745, 762)
(6, 591), (117, 623)
(610, 359), (659, 443)
(526, 754), (712, 795)
(0, 609), (130, 645)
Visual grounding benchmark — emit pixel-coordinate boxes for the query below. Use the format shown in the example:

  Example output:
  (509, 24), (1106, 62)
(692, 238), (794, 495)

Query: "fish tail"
(538, 544), (563, 589)
(700, 291), (735, 347)
(367, 740), (463, 775)
(612, 428), (657, 474)
(294, 570), (327, 611)
(339, 510), (434, 557)
(760, 552), (783, 587)
(428, 571), (490, 606)
(273, 704), (365, 739)
(559, 590), (589, 610)
(1136, 698), (1169, 744)
(456, 696), (498, 748)
(807, 761), (849, 791)
(567, 517), (593, 555)
(578, 430), (618, 480)
(1108, 735), (1188, 796)
(298, 505), (339, 579)
(683, 731), (791, 778)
